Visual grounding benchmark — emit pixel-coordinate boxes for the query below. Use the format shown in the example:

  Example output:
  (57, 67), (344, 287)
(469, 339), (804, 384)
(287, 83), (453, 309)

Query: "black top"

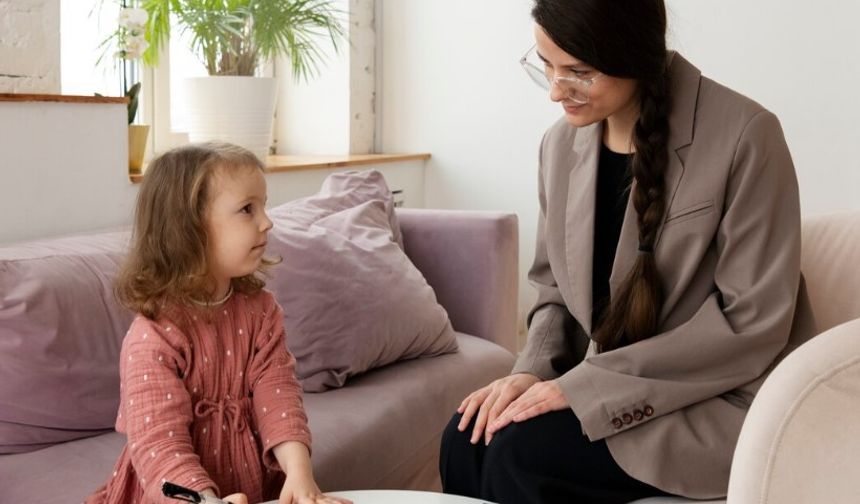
(592, 143), (633, 330)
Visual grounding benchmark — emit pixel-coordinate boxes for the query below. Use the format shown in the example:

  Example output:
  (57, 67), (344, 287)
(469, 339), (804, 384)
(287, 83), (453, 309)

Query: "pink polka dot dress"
(86, 290), (311, 504)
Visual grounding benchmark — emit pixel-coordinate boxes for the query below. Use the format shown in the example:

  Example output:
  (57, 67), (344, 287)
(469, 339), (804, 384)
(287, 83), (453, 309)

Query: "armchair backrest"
(798, 212), (860, 332)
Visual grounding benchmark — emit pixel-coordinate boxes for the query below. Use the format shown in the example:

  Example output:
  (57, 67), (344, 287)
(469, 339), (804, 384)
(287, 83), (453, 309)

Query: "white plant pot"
(184, 76), (277, 161)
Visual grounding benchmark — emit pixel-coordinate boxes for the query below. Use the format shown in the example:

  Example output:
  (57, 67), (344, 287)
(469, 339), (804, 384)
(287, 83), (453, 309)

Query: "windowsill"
(0, 93), (128, 104)
(128, 153), (431, 183)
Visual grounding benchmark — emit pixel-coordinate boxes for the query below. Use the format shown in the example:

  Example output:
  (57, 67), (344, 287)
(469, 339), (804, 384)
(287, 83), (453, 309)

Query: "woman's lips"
(563, 102), (584, 114)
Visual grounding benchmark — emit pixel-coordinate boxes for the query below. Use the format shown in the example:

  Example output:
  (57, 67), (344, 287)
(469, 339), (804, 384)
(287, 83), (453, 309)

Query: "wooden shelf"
(0, 93), (128, 104)
(129, 153), (430, 183)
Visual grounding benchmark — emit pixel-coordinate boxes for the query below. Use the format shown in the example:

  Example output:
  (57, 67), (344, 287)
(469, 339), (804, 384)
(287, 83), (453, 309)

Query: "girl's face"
(204, 165), (272, 292)
(533, 25), (640, 127)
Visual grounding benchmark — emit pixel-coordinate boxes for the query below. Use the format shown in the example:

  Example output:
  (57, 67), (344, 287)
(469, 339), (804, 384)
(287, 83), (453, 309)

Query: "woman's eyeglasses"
(519, 44), (601, 105)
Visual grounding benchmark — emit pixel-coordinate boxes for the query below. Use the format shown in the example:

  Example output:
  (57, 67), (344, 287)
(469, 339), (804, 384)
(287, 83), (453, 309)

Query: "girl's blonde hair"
(116, 142), (275, 319)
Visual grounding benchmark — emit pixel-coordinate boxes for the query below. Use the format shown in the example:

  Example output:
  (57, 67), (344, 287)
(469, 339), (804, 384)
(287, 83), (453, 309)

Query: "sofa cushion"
(266, 170), (458, 392)
(0, 232), (133, 454)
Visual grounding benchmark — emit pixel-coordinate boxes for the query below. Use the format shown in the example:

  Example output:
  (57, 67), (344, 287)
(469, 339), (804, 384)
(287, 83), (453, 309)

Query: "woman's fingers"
(490, 385), (540, 434)
(470, 389), (499, 444)
(457, 386), (492, 430)
(458, 394), (481, 431)
(483, 386), (521, 445)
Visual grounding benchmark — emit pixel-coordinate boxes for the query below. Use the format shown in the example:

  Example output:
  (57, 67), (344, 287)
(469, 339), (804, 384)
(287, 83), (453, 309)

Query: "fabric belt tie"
(193, 396), (252, 469)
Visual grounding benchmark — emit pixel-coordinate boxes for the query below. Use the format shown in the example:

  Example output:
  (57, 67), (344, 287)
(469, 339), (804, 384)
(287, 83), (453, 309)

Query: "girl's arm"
(273, 441), (351, 504)
(248, 294), (312, 471)
(120, 316), (219, 503)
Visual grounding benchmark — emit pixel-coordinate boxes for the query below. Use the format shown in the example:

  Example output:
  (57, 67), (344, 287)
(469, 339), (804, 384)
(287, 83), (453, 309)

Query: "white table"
(332, 491), (495, 503)
(264, 490), (495, 503)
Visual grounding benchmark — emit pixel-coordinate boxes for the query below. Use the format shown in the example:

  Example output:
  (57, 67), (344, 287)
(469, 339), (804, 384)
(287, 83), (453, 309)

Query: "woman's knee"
(482, 411), (581, 481)
(441, 412), (470, 453)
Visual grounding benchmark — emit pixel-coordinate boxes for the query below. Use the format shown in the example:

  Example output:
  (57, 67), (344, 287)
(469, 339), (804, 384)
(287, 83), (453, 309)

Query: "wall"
(379, 0), (860, 341)
(0, 99), (424, 245)
(0, 0), (60, 93)
(0, 100), (131, 244)
(275, 0), (377, 155)
(665, 1), (860, 218)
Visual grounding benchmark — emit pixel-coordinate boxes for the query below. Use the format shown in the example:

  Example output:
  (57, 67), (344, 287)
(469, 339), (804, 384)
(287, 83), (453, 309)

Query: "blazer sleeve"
(558, 110), (802, 442)
(512, 133), (589, 380)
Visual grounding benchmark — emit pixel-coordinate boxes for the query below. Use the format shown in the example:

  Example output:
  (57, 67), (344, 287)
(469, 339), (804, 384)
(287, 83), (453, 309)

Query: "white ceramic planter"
(184, 76), (277, 160)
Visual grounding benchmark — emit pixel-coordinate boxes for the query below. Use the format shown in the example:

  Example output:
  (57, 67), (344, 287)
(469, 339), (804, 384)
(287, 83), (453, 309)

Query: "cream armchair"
(633, 212), (860, 504)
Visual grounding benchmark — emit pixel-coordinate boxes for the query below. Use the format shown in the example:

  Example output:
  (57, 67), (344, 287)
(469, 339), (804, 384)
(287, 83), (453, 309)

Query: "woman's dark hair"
(532, 0), (671, 351)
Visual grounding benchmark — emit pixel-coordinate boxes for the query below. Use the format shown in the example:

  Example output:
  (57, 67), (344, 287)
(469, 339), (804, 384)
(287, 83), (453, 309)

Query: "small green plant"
(125, 81), (142, 124)
(141, 0), (345, 80)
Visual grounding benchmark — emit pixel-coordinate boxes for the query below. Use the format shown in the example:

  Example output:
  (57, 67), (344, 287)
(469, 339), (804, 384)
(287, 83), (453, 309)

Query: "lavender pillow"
(0, 231), (134, 454)
(266, 170), (457, 392)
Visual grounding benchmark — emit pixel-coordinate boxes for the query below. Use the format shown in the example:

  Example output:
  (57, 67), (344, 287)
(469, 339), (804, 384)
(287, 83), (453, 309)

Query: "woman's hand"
(457, 373), (541, 445)
(278, 473), (352, 504)
(486, 379), (568, 437)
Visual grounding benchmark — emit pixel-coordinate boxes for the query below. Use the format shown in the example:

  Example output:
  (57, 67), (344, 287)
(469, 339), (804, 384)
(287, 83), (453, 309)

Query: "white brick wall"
(0, 0), (60, 93)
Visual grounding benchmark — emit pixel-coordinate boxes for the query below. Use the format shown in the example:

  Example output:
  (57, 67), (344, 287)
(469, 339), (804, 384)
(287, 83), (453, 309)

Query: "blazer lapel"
(609, 52), (701, 302)
(564, 122), (602, 335)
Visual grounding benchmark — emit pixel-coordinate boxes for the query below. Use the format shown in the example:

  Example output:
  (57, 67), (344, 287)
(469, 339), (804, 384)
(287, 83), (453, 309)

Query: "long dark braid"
(593, 72), (671, 351)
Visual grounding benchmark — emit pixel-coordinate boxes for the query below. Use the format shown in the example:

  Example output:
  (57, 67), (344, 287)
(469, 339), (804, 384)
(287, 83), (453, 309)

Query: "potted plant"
(98, 4), (151, 174)
(141, 0), (345, 159)
(95, 0), (149, 175)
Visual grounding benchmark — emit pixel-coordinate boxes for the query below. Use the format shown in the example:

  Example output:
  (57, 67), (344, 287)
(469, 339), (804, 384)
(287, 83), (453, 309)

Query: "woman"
(439, 1), (801, 503)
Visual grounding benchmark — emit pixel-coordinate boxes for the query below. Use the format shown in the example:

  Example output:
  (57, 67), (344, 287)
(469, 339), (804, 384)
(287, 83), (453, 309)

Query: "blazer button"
(644, 405), (655, 417)
(633, 409), (644, 421)
(622, 413), (633, 425)
(611, 417), (623, 429)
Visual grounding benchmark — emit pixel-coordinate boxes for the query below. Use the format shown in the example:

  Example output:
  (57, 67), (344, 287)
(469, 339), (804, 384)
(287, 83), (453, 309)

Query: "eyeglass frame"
(519, 44), (602, 103)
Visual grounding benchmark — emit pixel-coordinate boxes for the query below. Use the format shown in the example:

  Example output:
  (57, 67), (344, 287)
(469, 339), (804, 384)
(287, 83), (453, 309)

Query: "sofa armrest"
(727, 317), (860, 504)
(396, 209), (518, 353)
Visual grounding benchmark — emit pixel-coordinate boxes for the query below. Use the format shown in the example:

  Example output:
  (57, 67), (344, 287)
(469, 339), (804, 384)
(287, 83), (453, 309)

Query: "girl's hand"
(278, 473), (352, 504)
(222, 492), (248, 504)
(486, 379), (568, 437)
(201, 488), (246, 504)
(456, 373), (541, 446)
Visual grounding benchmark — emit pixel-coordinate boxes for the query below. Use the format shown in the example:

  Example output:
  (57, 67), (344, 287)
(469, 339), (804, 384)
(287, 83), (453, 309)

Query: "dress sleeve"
(248, 293), (312, 472)
(558, 110), (802, 442)
(119, 316), (218, 502)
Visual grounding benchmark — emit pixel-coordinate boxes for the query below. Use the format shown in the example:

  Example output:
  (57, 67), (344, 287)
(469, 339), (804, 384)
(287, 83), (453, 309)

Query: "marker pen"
(162, 481), (231, 504)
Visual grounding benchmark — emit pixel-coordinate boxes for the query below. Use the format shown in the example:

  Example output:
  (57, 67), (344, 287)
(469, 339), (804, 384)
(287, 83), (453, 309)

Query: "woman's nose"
(548, 79), (566, 102)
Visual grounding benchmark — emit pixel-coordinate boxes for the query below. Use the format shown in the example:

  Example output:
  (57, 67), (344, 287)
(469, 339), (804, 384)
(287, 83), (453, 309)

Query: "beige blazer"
(512, 53), (801, 499)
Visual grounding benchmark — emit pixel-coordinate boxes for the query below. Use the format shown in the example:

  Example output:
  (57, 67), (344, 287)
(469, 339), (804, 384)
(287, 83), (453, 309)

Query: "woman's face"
(534, 25), (640, 127)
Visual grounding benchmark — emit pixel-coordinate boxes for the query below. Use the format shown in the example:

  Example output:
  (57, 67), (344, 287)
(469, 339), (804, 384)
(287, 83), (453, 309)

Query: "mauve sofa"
(0, 209), (518, 504)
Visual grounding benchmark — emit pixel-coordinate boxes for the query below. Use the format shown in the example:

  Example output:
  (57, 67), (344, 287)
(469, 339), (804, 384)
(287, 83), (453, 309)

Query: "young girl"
(87, 143), (350, 504)
(442, 0), (801, 503)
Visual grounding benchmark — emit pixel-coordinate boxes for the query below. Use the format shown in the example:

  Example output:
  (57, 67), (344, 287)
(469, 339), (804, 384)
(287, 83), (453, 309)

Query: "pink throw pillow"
(265, 170), (457, 391)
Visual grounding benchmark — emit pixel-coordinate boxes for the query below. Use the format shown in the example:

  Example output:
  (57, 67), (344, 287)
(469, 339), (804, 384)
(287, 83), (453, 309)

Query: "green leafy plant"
(125, 81), (142, 124)
(141, 0), (345, 80)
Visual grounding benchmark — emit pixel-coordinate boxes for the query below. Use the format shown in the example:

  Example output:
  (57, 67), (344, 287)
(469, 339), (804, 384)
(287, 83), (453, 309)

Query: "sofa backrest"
(799, 212), (860, 333)
(0, 231), (133, 454)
